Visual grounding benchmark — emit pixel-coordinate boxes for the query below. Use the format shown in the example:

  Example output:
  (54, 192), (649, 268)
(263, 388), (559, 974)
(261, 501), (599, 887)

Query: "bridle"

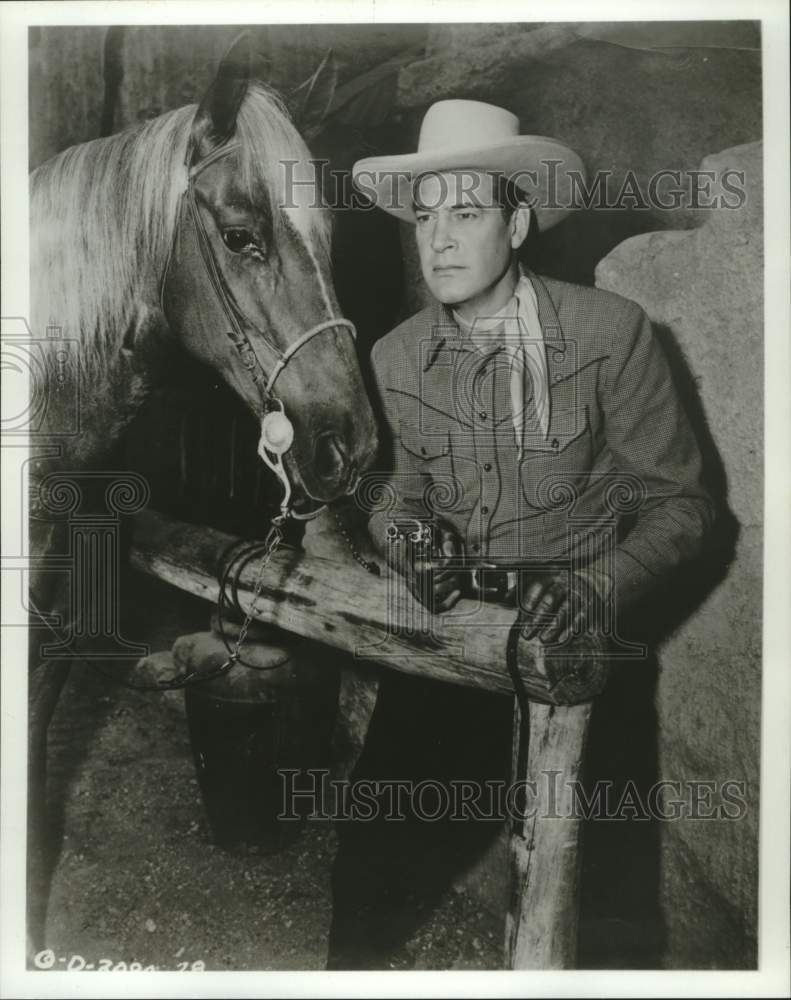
(162, 138), (358, 524)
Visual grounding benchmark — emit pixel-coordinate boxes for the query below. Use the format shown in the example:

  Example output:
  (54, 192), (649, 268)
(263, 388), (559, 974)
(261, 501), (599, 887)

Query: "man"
(325, 100), (713, 970)
(353, 99), (713, 638)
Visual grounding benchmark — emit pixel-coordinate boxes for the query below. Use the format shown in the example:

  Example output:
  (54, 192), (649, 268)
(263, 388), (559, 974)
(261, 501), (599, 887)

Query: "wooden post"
(505, 700), (592, 969)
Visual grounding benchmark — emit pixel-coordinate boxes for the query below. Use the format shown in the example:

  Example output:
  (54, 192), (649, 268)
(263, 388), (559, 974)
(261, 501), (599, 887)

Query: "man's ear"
(510, 205), (531, 251)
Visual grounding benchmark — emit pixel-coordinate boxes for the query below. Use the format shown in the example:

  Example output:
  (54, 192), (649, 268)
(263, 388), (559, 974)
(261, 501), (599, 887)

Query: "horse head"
(161, 37), (377, 512)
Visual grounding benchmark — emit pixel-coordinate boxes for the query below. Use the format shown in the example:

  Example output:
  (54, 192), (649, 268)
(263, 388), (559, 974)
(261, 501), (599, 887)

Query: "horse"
(26, 37), (378, 952)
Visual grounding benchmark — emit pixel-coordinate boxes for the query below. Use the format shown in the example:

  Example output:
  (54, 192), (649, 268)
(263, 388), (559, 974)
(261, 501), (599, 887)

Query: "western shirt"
(367, 271), (714, 608)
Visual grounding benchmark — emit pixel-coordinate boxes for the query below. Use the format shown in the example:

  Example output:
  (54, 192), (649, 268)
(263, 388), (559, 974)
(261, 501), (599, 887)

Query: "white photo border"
(1, 1), (789, 997)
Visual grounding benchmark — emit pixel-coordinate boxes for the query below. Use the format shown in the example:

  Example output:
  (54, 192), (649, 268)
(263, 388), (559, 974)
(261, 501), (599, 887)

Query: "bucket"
(177, 628), (308, 854)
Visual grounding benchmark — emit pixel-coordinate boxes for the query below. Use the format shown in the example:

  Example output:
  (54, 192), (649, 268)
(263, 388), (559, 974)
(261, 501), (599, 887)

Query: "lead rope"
(505, 609), (532, 839)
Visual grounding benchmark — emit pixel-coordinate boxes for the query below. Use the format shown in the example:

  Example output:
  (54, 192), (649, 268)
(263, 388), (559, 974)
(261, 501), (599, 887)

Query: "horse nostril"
(314, 432), (349, 484)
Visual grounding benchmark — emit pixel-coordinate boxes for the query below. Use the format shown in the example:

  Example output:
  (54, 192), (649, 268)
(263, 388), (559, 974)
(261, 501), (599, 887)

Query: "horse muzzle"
(312, 431), (360, 498)
(258, 407), (369, 516)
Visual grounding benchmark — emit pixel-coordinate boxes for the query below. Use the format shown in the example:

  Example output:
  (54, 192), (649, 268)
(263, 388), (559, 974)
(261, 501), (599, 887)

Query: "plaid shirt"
(367, 270), (714, 607)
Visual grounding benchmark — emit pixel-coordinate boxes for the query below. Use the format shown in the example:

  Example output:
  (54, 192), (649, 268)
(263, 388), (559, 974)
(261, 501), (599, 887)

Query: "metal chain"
(99, 507), (378, 693)
(99, 520), (285, 692)
(227, 518), (285, 654)
(333, 509), (381, 576)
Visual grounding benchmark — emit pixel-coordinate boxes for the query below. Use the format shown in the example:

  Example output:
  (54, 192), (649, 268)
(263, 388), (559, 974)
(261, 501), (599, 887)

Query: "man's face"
(414, 171), (517, 314)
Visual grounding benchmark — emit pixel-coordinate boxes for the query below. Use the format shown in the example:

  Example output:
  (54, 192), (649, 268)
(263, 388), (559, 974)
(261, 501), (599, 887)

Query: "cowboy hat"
(352, 99), (585, 231)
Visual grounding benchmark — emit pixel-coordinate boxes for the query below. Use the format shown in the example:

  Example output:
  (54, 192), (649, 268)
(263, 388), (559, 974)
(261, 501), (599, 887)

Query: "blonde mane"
(29, 84), (329, 379)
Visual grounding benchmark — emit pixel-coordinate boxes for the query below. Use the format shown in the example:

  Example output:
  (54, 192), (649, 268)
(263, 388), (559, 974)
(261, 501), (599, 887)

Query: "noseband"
(163, 139), (357, 521)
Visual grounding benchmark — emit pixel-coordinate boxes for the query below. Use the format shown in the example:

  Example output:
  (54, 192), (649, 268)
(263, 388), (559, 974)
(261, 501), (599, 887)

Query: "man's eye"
(415, 214), (431, 225)
(456, 211), (477, 220)
(222, 227), (263, 256)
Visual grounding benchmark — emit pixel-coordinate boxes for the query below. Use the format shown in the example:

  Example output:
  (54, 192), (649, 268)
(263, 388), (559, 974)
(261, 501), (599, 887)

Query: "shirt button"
(479, 411), (487, 421)
(553, 373), (562, 383)
(553, 350), (565, 362)
(472, 543), (480, 552)
(483, 463), (492, 472)
(481, 505), (489, 514)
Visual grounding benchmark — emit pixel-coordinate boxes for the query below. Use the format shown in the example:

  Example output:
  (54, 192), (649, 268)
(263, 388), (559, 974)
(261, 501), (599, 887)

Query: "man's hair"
(411, 169), (531, 220)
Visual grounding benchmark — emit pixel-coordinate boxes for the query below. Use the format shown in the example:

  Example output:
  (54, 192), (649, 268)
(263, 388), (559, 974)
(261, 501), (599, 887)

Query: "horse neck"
(30, 118), (188, 472)
(34, 324), (168, 476)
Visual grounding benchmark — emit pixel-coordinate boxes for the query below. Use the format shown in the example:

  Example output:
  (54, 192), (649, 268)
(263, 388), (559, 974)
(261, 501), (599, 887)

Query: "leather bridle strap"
(183, 142), (357, 403)
(166, 140), (358, 517)
(184, 170), (271, 401)
(264, 318), (356, 393)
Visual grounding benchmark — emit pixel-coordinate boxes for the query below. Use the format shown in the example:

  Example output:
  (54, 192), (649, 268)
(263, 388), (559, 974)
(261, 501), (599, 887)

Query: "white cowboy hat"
(352, 99), (585, 231)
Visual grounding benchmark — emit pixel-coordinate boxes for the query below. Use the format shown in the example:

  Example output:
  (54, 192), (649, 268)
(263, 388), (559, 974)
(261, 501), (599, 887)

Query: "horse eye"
(221, 227), (261, 256)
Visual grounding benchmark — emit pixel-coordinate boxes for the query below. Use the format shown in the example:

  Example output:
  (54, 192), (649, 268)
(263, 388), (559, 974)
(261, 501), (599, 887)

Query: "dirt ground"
(41, 578), (504, 972)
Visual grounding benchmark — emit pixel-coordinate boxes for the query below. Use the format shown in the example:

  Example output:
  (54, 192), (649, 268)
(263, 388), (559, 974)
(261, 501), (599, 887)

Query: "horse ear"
(189, 31), (270, 166)
(289, 49), (338, 140)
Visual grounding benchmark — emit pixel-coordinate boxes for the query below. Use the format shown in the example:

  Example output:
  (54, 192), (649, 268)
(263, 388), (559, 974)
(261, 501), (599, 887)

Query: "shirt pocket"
(399, 422), (463, 515)
(519, 421), (594, 516)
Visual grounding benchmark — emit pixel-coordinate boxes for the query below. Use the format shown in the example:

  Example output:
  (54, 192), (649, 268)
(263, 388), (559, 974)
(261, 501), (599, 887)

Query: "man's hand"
(386, 519), (465, 613)
(520, 569), (611, 645)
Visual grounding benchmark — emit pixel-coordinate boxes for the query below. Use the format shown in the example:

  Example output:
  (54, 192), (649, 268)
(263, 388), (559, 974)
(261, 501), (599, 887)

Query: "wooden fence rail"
(129, 509), (607, 704)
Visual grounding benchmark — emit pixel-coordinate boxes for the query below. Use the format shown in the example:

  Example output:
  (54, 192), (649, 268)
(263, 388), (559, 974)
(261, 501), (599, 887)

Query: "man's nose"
(431, 217), (456, 253)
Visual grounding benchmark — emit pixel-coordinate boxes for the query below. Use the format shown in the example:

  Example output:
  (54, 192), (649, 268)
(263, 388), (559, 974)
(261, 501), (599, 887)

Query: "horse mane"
(235, 86), (332, 255)
(29, 83), (329, 375)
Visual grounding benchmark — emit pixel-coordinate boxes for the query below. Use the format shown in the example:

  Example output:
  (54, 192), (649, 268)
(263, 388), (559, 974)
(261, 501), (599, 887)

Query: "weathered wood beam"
(506, 700), (592, 968)
(129, 509), (607, 704)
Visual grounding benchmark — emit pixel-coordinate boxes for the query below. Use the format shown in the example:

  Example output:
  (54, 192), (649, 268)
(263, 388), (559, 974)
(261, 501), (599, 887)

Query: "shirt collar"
(435, 265), (537, 329)
(427, 267), (565, 369)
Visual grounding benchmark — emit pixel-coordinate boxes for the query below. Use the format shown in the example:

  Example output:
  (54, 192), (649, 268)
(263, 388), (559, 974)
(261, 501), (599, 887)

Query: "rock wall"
(595, 141), (762, 968)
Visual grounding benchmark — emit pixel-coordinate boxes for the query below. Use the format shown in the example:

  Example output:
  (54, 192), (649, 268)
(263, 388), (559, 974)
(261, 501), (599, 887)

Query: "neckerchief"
(453, 272), (549, 455)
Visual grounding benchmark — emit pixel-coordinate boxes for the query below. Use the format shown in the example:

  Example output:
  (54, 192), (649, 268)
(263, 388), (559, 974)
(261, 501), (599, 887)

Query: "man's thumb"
(440, 530), (459, 558)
